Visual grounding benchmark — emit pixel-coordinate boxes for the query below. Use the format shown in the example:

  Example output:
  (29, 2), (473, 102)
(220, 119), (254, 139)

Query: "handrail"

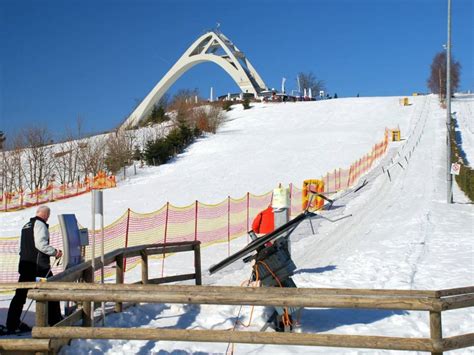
(28, 284), (444, 311)
(26, 283), (474, 354)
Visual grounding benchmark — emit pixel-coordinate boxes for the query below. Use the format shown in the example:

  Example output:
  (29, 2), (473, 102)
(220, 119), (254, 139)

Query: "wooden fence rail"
(1, 242), (472, 355)
(26, 283), (474, 355)
(0, 241), (201, 354)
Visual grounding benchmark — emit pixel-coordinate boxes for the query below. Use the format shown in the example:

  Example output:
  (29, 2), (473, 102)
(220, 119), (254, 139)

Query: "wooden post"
(430, 311), (443, 355)
(141, 250), (148, 284)
(194, 242), (202, 286)
(82, 266), (93, 327)
(115, 254), (124, 312)
(35, 301), (48, 328)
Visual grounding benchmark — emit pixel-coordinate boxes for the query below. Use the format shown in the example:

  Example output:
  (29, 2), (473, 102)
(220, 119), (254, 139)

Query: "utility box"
(272, 187), (290, 210)
(272, 187), (291, 253)
(58, 214), (88, 269)
(403, 97), (409, 106)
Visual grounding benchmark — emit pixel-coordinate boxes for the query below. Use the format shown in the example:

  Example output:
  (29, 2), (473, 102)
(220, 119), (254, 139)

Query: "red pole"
(123, 208), (131, 272)
(246, 192), (250, 242)
(194, 200), (198, 241)
(161, 202), (170, 277)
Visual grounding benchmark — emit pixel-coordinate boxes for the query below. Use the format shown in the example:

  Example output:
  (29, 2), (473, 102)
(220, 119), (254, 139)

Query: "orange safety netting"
(0, 129), (390, 283)
(321, 129), (389, 192)
(0, 171), (116, 212)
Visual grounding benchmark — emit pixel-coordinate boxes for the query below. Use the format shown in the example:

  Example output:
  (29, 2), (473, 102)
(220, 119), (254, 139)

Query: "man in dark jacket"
(6, 205), (63, 333)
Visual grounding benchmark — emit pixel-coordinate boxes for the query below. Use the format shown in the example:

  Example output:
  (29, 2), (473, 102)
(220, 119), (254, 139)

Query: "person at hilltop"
(5, 205), (63, 334)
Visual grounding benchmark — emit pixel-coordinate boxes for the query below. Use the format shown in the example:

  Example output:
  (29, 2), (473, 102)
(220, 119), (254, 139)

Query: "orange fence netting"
(0, 171), (116, 212)
(0, 130), (390, 283)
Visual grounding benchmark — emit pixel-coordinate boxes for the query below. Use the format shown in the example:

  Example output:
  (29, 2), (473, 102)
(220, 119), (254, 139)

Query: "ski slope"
(1, 95), (473, 354)
(0, 96), (413, 235)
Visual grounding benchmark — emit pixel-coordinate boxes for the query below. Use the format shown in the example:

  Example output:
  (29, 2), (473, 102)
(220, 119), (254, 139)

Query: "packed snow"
(1, 95), (473, 354)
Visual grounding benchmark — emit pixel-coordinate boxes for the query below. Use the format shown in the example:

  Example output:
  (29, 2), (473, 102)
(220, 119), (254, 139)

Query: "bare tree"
(4, 134), (25, 194)
(427, 51), (461, 100)
(297, 72), (326, 96)
(53, 117), (85, 185)
(104, 130), (134, 174)
(191, 106), (224, 134)
(22, 126), (54, 191)
(52, 140), (80, 185)
(170, 88), (200, 107)
(0, 131), (6, 150)
(77, 136), (107, 177)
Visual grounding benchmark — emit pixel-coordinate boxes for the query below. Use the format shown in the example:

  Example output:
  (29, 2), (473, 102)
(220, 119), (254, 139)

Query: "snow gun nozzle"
(208, 211), (314, 275)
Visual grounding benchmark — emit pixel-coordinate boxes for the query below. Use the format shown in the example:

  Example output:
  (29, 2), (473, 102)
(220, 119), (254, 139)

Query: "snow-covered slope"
(0, 96), (414, 235)
(1, 95), (473, 354)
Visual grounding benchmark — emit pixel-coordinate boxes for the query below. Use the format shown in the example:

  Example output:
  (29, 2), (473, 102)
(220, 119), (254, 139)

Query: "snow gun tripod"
(208, 210), (316, 332)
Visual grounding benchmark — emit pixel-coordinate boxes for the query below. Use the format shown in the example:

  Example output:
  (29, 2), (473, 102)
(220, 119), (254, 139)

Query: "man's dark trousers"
(6, 260), (62, 331)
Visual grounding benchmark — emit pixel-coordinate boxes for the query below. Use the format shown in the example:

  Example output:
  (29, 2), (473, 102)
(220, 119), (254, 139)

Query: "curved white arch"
(122, 31), (267, 128)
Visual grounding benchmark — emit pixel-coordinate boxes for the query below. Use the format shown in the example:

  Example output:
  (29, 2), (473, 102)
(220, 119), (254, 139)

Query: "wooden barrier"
(1, 252), (472, 354)
(26, 283), (474, 354)
(0, 241), (201, 354)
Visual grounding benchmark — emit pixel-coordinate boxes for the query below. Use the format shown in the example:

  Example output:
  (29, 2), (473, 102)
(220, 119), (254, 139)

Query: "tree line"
(0, 91), (225, 197)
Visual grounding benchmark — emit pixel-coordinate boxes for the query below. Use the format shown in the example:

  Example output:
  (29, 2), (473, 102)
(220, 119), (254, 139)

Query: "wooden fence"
(0, 241), (201, 354)
(0, 239), (472, 354)
(25, 284), (474, 355)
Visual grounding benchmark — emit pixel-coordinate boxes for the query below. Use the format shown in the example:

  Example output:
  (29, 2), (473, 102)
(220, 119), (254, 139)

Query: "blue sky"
(1, 0), (472, 140)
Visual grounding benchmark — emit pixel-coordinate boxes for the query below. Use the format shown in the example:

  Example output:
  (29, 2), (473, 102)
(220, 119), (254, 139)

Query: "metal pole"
(91, 190), (95, 327)
(100, 201), (105, 326)
(446, 0), (453, 203)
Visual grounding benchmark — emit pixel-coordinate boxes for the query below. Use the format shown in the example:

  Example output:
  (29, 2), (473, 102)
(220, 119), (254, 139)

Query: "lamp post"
(446, 0), (453, 203)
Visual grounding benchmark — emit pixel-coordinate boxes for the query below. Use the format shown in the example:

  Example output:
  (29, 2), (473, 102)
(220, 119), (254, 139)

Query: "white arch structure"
(122, 30), (267, 128)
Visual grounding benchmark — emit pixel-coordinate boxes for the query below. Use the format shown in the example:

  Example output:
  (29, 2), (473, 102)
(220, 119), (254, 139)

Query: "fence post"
(123, 209), (131, 272)
(347, 165), (352, 187)
(194, 201), (198, 241)
(161, 202), (169, 278)
(246, 192), (250, 230)
(35, 300), (48, 328)
(194, 242), (202, 285)
(141, 250), (148, 285)
(338, 168), (341, 190)
(227, 196), (231, 256)
(429, 311), (443, 355)
(289, 183), (293, 217)
(115, 253), (124, 312)
(82, 266), (94, 326)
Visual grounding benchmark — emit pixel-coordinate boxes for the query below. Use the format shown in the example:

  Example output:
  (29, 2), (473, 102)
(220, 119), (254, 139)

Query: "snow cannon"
(209, 210), (316, 332)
